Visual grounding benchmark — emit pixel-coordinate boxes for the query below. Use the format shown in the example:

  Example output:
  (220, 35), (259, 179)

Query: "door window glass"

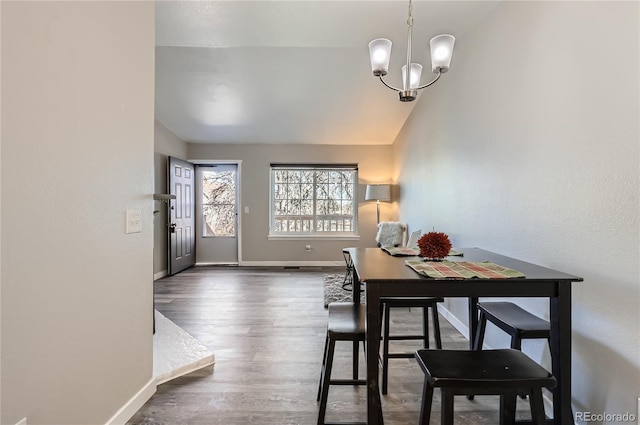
(202, 169), (236, 237)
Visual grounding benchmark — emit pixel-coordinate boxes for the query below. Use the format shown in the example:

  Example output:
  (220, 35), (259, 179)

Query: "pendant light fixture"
(368, 0), (455, 102)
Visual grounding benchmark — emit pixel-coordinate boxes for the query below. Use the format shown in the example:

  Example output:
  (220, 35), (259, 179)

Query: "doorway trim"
(189, 159), (243, 265)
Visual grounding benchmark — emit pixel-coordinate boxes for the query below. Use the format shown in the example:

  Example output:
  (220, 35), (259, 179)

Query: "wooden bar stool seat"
(381, 297), (444, 395)
(317, 302), (367, 425)
(415, 349), (556, 425)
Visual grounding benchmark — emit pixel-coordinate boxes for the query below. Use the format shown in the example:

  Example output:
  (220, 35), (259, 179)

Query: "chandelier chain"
(407, 0), (413, 27)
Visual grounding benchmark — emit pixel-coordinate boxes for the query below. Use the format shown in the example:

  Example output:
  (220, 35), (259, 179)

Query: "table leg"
(365, 283), (383, 425)
(550, 284), (573, 424)
(468, 296), (479, 350)
(352, 265), (360, 306)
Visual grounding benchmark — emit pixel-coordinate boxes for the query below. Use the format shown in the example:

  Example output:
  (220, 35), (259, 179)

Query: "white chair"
(406, 229), (421, 248)
(375, 222), (406, 247)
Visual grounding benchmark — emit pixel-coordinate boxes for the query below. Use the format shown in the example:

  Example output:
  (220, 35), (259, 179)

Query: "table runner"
(405, 260), (525, 279)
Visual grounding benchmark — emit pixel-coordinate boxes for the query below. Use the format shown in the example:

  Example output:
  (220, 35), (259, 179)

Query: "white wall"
(394, 1), (639, 420)
(153, 120), (188, 277)
(1, 2), (155, 424)
(0, 2), (3, 417)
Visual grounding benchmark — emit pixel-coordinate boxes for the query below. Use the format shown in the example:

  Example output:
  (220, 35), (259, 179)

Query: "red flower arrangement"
(417, 231), (452, 260)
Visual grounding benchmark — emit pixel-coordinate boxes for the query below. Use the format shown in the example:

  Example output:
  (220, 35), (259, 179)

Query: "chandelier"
(368, 0), (455, 102)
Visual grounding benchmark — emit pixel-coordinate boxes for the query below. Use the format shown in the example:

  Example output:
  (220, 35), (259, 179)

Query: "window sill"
(268, 234), (360, 241)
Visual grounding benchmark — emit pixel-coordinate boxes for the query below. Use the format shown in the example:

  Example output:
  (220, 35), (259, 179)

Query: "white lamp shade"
(430, 34), (455, 73)
(401, 63), (423, 90)
(365, 184), (391, 201)
(369, 38), (392, 76)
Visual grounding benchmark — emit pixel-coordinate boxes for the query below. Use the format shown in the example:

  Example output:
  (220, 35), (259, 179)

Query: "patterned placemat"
(382, 246), (420, 256)
(405, 260), (525, 279)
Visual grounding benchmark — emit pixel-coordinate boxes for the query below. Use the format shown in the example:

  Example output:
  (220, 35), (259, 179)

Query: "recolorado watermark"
(575, 411), (636, 422)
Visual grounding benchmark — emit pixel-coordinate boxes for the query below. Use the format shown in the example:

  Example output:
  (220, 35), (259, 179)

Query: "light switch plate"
(126, 210), (142, 234)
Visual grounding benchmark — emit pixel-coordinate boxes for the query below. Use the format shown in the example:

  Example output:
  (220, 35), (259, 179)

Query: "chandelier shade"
(430, 34), (456, 73)
(402, 63), (423, 90)
(368, 0), (455, 102)
(369, 39), (393, 76)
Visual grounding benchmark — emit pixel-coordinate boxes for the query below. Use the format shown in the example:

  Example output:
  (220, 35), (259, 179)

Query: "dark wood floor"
(128, 266), (534, 425)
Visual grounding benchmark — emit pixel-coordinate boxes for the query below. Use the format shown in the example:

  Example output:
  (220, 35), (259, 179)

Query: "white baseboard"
(105, 378), (156, 425)
(159, 261), (344, 277)
(153, 270), (168, 281)
(238, 260), (343, 267)
(437, 304), (469, 338)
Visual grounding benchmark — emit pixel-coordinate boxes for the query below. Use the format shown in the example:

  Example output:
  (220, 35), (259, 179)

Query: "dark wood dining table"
(348, 247), (583, 425)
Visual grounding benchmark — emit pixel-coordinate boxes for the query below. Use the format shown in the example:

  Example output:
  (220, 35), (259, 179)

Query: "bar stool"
(473, 301), (551, 352)
(469, 301), (551, 401)
(415, 349), (556, 425)
(317, 302), (367, 425)
(381, 297), (444, 395)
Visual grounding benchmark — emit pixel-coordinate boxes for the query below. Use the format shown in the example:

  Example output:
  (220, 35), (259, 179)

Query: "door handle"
(170, 223), (176, 233)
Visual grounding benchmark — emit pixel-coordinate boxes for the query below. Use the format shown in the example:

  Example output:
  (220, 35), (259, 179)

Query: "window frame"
(268, 164), (359, 240)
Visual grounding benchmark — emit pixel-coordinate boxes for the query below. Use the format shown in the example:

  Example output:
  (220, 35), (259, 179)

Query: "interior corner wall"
(393, 1), (639, 418)
(188, 143), (395, 263)
(1, 2), (155, 424)
(0, 1), (3, 418)
(153, 120), (188, 277)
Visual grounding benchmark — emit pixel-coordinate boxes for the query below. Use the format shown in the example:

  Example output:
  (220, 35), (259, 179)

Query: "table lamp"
(365, 184), (391, 224)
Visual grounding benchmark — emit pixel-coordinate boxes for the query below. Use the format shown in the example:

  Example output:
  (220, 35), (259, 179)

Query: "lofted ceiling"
(155, 1), (500, 145)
